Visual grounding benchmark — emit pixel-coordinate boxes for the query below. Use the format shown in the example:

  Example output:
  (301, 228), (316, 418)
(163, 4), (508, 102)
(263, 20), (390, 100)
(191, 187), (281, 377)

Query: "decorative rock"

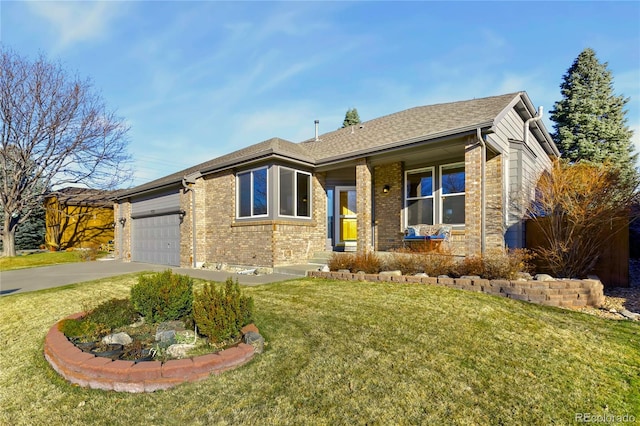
(338, 269), (351, 273)
(242, 331), (265, 354)
(460, 275), (480, 280)
(534, 274), (555, 282)
(356, 271), (366, 275)
(437, 275), (451, 279)
(379, 270), (402, 276)
(414, 273), (429, 277)
(157, 320), (185, 332)
(166, 343), (196, 359)
(620, 310), (640, 321)
(103, 332), (132, 346)
(155, 330), (176, 343)
(320, 265), (330, 272)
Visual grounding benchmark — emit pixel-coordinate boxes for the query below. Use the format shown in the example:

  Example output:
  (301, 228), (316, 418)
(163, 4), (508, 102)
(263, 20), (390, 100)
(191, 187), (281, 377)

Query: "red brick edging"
(44, 313), (258, 393)
(307, 271), (605, 308)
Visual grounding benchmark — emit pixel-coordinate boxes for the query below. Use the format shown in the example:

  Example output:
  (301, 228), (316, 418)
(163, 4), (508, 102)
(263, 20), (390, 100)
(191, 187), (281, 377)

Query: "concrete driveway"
(0, 259), (296, 296)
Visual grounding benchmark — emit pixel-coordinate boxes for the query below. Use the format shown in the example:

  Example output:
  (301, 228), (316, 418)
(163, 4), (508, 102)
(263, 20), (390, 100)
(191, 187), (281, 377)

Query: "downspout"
(523, 106), (543, 146)
(182, 171), (202, 268)
(476, 128), (486, 255)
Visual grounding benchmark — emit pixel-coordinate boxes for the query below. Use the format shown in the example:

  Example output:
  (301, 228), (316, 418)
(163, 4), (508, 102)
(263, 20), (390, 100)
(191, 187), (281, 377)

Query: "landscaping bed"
(45, 270), (263, 392)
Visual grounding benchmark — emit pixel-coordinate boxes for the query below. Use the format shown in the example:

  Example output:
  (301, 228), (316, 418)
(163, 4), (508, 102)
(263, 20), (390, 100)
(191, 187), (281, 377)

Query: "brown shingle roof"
(117, 92), (526, 198)
(302, 92), (519, 163)
(121, 137), (309, 196)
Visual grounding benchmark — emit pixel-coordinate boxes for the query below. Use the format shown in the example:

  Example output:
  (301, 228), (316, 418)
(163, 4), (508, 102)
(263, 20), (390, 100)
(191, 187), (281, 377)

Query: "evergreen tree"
(550, 48), (637, 179)
(14, 206), (45, 250)
(342, 108), (361, 128)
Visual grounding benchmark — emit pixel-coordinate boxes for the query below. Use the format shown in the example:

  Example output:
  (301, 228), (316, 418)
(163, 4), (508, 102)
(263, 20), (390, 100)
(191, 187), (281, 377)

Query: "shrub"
(352, 251), (383, 273)
(420, 248), (457, 277)
(130, 270), (193, 323)
(451, 255), (485, 278)
(482, 248), (534, 280)
(85, 298), (138, 329)
(193, 278), (254, 344)
(77, 244), (99, 262)
(384, 251), (424, 275)
(327, 253), (355, 271)
(58, 318), (107, 342)
(450, 249), (534, 280)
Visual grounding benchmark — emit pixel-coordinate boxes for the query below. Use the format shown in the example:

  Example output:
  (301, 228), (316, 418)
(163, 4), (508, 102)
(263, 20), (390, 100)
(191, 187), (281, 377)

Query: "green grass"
(0, 251), (85, 271)
(0, 275), (638, 425)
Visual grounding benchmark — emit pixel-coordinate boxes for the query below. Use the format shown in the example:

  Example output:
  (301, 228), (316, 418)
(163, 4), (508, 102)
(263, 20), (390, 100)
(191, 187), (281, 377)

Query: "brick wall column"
(373, 162), (403, 251)
(485, 154), (505, 250)
(117, 200), (131, 262)
(179, 186), (193, 268)
(465, 137), (482, 256)
(356, 159), (372, 252)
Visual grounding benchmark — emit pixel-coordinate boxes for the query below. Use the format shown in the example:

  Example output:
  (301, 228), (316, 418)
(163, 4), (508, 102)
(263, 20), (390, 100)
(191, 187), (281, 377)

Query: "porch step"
(307, 251), (333, 265)
(273, 263), (322, 277)
(273, 252), (333, 277)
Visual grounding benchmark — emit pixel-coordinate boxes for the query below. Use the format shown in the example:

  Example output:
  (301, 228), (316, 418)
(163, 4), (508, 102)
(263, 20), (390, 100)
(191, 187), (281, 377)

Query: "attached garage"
(130, 189), (182, 266)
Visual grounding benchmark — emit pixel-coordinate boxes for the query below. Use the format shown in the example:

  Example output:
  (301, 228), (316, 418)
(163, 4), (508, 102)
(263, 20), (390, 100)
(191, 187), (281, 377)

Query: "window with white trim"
(279, 167), (311, 218)
(440, 163), (465, 225)
(405, 167), (434, 226)
(237, 167), (268, 218)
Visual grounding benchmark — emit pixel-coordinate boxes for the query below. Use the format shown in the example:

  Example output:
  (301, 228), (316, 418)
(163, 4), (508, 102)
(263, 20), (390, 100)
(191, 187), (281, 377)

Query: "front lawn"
(0, 275), (638, 425)
(0, 251), (85, 271)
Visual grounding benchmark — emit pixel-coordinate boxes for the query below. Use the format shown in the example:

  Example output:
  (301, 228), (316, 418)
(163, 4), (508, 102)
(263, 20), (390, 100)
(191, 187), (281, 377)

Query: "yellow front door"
(337, 187), (357, 245)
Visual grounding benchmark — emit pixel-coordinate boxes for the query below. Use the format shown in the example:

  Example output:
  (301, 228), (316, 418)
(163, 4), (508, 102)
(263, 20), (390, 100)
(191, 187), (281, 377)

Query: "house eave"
(315, 122), (494, 169)
(115, 151), (316, 201)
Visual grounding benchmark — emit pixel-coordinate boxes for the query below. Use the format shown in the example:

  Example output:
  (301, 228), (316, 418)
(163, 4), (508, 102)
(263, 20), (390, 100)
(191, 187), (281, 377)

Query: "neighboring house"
(114, 92), (559, 268)
(45, 187), (116, 250)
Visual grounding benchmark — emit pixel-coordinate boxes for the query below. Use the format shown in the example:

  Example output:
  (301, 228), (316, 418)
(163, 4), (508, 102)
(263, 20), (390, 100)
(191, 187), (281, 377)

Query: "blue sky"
(2, 1), (639, 187)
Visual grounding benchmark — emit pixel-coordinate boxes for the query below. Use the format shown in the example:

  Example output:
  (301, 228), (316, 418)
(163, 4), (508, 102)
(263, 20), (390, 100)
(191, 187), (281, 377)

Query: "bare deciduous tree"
(1, 48), (132, 257)
(526, 159), (639, 278)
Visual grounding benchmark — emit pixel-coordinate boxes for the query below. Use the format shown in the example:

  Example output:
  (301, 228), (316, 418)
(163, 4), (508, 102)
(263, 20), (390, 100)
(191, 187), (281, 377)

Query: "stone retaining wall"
(44, 313), (258, 393)
(308, 271), (604, 308)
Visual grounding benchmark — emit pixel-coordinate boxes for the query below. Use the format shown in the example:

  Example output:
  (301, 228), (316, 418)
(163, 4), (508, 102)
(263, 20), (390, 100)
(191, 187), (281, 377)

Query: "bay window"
(237, 167), (268, 218)
(279, 167), (311, 218)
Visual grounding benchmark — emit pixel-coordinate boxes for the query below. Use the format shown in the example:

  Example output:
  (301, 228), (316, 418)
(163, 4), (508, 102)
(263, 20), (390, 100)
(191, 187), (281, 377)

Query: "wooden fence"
(525, 219), (629, 288)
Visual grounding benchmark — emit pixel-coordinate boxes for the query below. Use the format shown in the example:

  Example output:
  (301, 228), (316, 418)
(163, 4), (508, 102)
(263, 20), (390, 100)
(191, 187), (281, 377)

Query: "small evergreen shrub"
(327, 253), (355, 271)
(85, 298), (138, 329)
(58, 318), (107, 342)
(193, 278), (254, 344)
(130, 270), (193, 323)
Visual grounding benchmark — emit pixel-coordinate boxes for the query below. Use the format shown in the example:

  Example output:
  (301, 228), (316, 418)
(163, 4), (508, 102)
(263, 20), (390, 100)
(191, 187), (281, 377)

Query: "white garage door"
(131, 214), (181, 266)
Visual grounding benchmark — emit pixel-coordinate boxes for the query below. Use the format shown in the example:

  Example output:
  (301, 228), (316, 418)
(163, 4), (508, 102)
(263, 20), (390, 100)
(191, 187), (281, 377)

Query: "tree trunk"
(3, 214), (17, 257)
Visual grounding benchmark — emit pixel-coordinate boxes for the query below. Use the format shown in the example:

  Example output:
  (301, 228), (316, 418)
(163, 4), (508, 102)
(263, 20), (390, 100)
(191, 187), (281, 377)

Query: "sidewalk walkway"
(0, 259), (297, 296)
